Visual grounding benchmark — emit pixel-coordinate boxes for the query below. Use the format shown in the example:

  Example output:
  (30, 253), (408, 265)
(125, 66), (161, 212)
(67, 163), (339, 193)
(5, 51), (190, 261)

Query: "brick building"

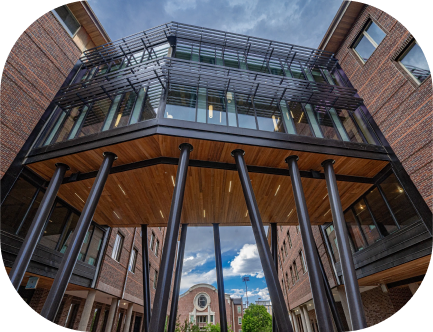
(177, 284), (243, 331)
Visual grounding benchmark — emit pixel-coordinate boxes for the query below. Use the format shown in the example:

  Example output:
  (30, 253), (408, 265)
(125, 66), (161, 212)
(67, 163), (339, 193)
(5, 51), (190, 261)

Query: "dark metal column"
(9, 163), (69, 290)
(149, 143), (193, 332)
(167, 224), (188, 332)
(316, 246), (344, 332)
(286, 156), (334, 332)
(40, 152), (117, 321)
(270, 223), (278, 332)
(232, 149), (294, 332)
(141, 225), (151, 332)
(213, 224), (228, 332)
(322, 159), (367, 330)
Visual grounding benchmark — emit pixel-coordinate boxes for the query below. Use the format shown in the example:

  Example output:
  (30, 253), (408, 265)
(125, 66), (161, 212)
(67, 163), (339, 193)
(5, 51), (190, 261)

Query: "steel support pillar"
(149, 143), (193, 332)
(316, 246), (344, 332)
(286, 156), (334, 332)
(213, 223), (228, 332)
(322, 159), (367, 330)
(41, 152), (117, 321)
(141, 225), (151, 332)
(167, 224), (188, 332)
(270, 223), (279, 332)
(9, 163), (69, 290)
(232, 149), (293, 332)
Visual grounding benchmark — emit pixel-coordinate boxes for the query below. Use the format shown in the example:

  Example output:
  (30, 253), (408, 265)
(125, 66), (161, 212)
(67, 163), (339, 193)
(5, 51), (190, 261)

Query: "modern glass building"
(1, 14), (431, 332)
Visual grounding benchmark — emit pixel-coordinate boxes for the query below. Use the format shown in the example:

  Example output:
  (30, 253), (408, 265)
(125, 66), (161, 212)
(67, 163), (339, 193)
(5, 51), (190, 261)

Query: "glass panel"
(290, 63), (305, 80)
(109, 58), (125, 72)
(197, 87), (207, 123)
(366, 22), (386, 45)
(129, 87), (147, 124)
(85, 227), (104, 266)
(353, 200), (381, 245)
(365, 187), (398, 236)
(95, 63), (109, 77)
(175, 44), (192, 60)
(164, 85), (197, 121)
(216, 50), (224, 66)
(53, 106), (83, 143)
(68, 105), (89, 140)
(334, 109), (365, 143)
(288, 102), (313, 136)
(207, 89), (227, 126)
(269, 60), (284, 76)
(42, 109), (67, 146)
(0, 177), (37, 234)
(352, 109), (378, 145)
(140, 84), (162, 121)
(322, 69), (336, 85)
(344, 210), (366, 251)
(191, 45), (200, 62)
(311, 69), (326, 84)
(254, 97), (284, 132)
(325, 225), (339, 262)
(303, 68), (315, 82)
(39, 202), (69, 250)
(224, 52), (239, 69)
(281, 63), (293, 78)
(379, 174), (419, 227)
(77, 98), (112, 137)
(328, 108), (350, 142)
(304, 104), (323, 138)
(315, 107), (340, 140)
(78, 226), (93, 261)
(247, 57), (268, 73)
(110, 92), (137, 129)
(151, 43), (170, 60)
(400, 43), (430, 82)
(239, 55), (247, 70)
(236, 94), (256, 129)
(16, 191), (44, 238)
(354, 35), (375, 61)
(102, 94), (122, 131)
(128, 51), (146, 66)
(226, 91), (237, 127)
(200, 48), (215, 64)
(54, 6), (80, 36)
(59, 213), (80, 254)
(279, 100), (296, 135)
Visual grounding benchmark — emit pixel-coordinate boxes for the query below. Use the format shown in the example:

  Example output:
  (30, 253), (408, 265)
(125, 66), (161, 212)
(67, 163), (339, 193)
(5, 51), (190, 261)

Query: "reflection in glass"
(197, 88), (207, 123)
(129, 87), (147, 124)
(315, 107), (339, 140)
(279, 100), (296, 135)
(328, 108), (350, 142)
(365, 188), (398, 236)
(290, 63), (305, 80)
(254, 97), (284, 132)
(59, 213), (80, 253)
(247, 57), (268, 73)
(200, 48), (215, 64)
(333, 109), (365, 143)
(304, 104), (323, 138)
(54, 106), (82, 143)
(226, 92), (237, 127)
(352, 109), (378, 145)
(224, 52), (239, 69)
(78, 98), (112, 137)
(207, 89), (227, 126)
(102, 94), (123, 132)
(344, 209), (366, 252)
(17, 191), (44, 238)
(353, 200), (381, 245)
(379, 174), (419, 227)
(175, 44), (192, 60)
(236, 94), (256, 129)
(311, 69), (326, 84)
(288, 102), (313, 136)
(39, 202), (69, 250)
(85, 227), (104, 266)
(42, 109), (67, 146)
(110, 92), (137, 129)
(325, 225), (339, 262)
(164, 85), (197, 121)
(354, 21), (386, 61)
(269, 60), (284, 76)
(140, 84), (162, 122)
(400, 42), (430, 83)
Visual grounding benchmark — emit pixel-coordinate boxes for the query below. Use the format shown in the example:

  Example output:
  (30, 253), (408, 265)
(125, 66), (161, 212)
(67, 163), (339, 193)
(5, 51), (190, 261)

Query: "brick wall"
(334, 5), (432, 211)
(0, 11), (81, 178)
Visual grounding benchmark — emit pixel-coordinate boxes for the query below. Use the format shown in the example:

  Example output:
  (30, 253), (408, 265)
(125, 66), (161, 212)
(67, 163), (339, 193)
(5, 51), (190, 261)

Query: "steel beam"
(213, 224), (228, 332)
(40, 152), (117, 321)
(322, 159), (367, 330)
(148, 143), (193, 332)
(270, 223), (278, 332)
(167, 224), (188, 332)
(9, 163), (69, 290)
(141, 225), (151, 332)
(286, 156), (334, 332)
(232, 149), (293, 332)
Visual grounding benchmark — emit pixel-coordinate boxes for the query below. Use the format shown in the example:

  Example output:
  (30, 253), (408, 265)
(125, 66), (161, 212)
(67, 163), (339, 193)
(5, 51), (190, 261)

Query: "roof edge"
(80, 1), (111, 43)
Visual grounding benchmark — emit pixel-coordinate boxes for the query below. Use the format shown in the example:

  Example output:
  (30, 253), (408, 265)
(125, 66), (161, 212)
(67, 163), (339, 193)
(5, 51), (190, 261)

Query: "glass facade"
(1, 175), (106, 266)
(324, 171), (420, 259)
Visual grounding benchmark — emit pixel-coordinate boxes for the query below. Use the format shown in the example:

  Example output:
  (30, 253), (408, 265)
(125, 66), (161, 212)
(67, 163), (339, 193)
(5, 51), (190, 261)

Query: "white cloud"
(229, 287), (270, 301)
(180, 269), (216, 290)
(225, 244), (264, 278)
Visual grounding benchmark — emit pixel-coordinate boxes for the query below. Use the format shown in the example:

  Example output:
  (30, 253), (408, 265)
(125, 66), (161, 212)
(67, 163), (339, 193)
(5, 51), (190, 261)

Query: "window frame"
(128, 247), (138, 273)
(52, 5), (81, 38)
(112, 232), (124, 262)
(397, 40), (431, 85)
(352, 19), (386, 63)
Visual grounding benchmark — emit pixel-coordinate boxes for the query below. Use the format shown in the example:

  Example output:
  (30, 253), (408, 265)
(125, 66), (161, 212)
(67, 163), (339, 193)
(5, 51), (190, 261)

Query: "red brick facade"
(0, 11), (82, 178)
(333, 5), (432, 211)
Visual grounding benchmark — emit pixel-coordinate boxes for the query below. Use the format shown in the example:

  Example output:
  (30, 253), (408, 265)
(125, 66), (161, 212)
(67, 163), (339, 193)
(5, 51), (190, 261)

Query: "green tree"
(242, 304), (272, 332)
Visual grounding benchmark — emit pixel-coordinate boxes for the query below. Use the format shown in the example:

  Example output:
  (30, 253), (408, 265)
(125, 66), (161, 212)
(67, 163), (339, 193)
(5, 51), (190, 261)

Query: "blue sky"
(88, 0), (342, 304)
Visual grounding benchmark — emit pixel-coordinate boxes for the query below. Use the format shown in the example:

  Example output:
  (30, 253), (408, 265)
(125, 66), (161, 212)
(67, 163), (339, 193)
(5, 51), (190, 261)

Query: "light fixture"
(114, 211), (120, 219)
(324, 209), (331, 217)
(171, 175), (175, 187)
(160, 210), (164, 218)
(290, 111), (294, 119)
(323, 193), (328, 200)
(245, 210), (249, 217)
(114, 113), (122, 127)
(298, 112), (304, 123)
(397, 187), (404, 193)
(229, 181), (232, 193)
(274, 184), (281, 196)
(209, 105), (213, 118)
(204, 210), (206, 218)
(360, 205), (364, 210)
(49, 220), (53, 223)
(227, 92), (233, 103)
(288, 209), (294, 218)
(272, 115), (278, 131)
(75, 193), (85, 203)
(118, 184), (126, 196)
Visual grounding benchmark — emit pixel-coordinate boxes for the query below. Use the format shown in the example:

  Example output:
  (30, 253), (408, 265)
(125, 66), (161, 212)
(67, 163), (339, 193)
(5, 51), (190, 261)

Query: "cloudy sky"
(88, 0), (342, 303)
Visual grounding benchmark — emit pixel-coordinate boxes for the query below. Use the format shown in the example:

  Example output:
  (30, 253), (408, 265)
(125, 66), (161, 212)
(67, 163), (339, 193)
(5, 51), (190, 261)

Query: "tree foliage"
(242, 304), (272, 332)
(174, 317), (233, 332)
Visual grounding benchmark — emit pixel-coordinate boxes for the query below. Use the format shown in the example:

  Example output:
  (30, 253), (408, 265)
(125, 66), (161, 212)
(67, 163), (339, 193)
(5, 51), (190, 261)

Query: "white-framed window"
(238, 317), (242, 325)
(52, 5), (81, 37)
(352, 20), (386, 62)
(398, 40), (430, 84)
(237, 305), (241, 314)
(128, 248), (138, 273)
(112, 233), (124, 262)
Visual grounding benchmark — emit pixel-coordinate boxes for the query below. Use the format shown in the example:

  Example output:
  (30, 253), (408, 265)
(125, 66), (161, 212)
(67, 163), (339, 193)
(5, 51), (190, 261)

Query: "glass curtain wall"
(324, 171), (421, 257)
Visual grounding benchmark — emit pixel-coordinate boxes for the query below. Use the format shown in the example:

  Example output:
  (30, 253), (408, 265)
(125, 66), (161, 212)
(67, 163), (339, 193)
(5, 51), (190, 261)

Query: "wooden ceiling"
(357, 255), (431, 286)
(27, 134), (387, 227)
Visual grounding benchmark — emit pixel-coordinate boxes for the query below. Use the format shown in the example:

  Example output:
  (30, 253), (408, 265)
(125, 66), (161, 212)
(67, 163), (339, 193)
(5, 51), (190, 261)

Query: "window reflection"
(399, 41), (430, 83)
(288, 102), (313, 137)
(236, 95), (256, 129)
(344, 209), (366, 252)
(207, 89), (227, 126)
(165, 85), (197, 121)
(39, 202), (70, 250)
(365, 187), (398, 236)
(254, 97), (284, 133)
(353, 200), (381, 245)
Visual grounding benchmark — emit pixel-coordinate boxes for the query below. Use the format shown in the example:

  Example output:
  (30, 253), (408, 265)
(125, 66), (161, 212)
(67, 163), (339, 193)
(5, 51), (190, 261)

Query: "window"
(290, 266), (296, 285)
(116, 312), (124, 332)
(398, 40), (430, 83)
(155, 239), (160, 257)
(129, 248), (138, 273)
(285, 273), (290, 290)
(365, 187), (398, 236)
(281, 248), (285, 262)
(296, 225), (300, 234)
(238, 317), (242, 325)
(353, 20), (386, 62)
(283, 241), (288, 257)
(210, 315), (214, 323)
(198, 295), (207, 308)
(299, 250), (307, 274)
(112, 233), (124, 262)
(237, 306), (241, 314)
(150, 232), (155, 251)
(153, 270), (158, 289)
(287, 230), (292, 248)
(53, 5), (80, 37)
(293, 261), (299, 280)
(65, 302), (79, 328)
(198, 316), (208, 323)
(344, 209), (367, 252)
(90, 307), (101, 332)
